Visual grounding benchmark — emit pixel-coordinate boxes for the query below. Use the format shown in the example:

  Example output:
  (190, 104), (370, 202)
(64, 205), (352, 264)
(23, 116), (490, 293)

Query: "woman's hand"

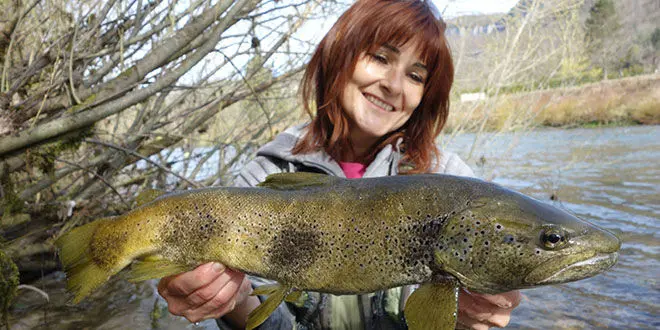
(157, 262), (259, 325)
(456, 288), (522, 329)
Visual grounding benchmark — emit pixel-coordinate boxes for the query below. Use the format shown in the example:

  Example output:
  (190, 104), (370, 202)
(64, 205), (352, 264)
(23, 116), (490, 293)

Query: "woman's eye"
(371, 53), (388, 64)
(409, 73), (425, 83)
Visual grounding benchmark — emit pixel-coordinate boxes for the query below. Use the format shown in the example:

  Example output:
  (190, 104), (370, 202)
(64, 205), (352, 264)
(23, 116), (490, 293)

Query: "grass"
(446, 74), (660, 132)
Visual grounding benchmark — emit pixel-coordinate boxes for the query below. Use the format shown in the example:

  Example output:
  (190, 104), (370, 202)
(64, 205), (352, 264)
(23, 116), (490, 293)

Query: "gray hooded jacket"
(218, 124), (474, 330)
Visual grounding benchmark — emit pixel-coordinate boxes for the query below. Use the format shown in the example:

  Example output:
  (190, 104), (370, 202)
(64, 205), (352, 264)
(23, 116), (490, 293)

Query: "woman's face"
(341, 42), (427, 146)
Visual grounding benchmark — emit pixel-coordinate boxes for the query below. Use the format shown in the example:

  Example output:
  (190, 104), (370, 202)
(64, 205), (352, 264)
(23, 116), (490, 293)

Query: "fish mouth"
(526, 252), (619, 286)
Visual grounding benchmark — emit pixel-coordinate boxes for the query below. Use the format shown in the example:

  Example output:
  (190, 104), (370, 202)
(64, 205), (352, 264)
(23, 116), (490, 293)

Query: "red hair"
(293, 0), (454, 173)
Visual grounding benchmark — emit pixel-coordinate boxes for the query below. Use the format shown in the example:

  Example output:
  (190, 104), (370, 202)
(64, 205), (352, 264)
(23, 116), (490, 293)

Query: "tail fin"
(55, 218), (116, 304)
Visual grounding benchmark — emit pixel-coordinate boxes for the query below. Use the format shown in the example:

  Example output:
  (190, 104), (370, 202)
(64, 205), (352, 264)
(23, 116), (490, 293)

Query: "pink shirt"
(338, 161), (367, 179)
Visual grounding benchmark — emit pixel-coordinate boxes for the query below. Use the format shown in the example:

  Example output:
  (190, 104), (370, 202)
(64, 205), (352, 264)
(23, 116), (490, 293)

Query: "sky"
(195, 0), (522, 81)
(300, 0), (520, 47)
(434, 0), (521, 18)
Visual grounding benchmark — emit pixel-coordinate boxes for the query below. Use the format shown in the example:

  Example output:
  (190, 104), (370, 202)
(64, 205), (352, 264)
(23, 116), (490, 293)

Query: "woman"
(158, 0), (522, 329)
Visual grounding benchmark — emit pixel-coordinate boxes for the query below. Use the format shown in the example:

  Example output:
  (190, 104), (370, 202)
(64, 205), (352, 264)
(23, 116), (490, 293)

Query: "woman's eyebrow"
(383, 44), (400, 54)
(382, 44), (428, 71)
(414, 63), (428, 71)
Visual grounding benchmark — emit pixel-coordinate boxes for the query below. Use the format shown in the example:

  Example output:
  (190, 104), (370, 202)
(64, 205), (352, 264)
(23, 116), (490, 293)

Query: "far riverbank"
(446, 74), (660, 132)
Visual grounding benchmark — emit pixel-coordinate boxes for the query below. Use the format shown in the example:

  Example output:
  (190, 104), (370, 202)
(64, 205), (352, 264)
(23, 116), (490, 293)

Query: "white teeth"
(365, 94), (394, 112)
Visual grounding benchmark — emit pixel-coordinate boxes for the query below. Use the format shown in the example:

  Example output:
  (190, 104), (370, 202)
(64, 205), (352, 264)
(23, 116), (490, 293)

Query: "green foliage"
(585, 0), (621, 76)
(612, 45), (645, 78)
(652, 28), (660, 51)
(585, 0), (620, 46)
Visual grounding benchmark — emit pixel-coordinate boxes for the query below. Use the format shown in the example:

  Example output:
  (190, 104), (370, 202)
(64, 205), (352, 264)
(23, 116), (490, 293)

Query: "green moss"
(117, 66), (135, 80)
(68, 94), (97, 114)
(0, 171), (23, 217)
(0, 249), (19, 329)
(26, 126), (95, 176)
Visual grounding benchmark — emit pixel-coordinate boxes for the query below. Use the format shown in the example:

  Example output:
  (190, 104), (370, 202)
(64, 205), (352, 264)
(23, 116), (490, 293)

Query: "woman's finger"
(184, 268), (237, 309)
(163, 262), (226, 297)
(457, 288), (518, 329)
(182, 270), (247, 322)
(471, 290), (522, 309)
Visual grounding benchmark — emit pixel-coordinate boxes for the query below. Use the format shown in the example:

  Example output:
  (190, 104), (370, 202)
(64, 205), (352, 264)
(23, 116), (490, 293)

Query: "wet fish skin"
(56, 172), (620, 329)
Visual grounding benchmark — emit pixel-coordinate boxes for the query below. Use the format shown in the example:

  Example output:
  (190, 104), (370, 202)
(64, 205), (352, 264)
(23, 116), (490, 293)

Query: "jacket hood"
(256, 123), (402, 178)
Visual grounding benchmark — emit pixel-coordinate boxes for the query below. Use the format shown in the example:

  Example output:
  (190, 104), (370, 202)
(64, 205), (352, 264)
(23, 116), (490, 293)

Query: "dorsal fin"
(257, 172), (340, 190)
(134, 189), (167, 207)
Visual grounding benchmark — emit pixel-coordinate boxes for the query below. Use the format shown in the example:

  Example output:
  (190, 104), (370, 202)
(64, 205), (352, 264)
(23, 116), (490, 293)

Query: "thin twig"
(54, 157), (130, 208)
(30, 58), (61, 128)
(69, 20), (82, 105)
(84, 138), (200, 188)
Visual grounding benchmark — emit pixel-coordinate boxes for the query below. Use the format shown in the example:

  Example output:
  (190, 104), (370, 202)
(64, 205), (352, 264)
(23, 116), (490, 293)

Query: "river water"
(9, 126), (660, 329)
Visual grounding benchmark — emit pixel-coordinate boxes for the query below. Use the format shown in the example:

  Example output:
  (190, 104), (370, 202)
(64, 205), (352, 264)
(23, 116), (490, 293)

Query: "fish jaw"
(529, 252), (618, 285)
(524, 227), (621, 285)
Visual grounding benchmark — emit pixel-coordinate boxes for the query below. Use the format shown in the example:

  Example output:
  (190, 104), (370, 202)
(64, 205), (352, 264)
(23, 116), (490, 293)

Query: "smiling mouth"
(364, 93), (395, 112)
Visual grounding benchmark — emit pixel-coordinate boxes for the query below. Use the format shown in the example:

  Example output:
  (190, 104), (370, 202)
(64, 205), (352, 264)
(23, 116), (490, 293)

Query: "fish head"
(436, 186), (621, 294)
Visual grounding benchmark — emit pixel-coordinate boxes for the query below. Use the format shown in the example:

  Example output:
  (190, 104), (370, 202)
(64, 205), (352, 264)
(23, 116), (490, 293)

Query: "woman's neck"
(347, 131), (378, 163)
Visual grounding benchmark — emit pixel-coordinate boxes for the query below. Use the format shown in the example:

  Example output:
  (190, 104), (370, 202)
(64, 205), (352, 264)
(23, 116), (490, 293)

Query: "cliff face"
(446, 0), (659, 39)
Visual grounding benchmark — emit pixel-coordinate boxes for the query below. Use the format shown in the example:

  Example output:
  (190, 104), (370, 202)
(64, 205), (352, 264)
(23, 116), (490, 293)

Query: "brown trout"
(56, 172), (620, 329)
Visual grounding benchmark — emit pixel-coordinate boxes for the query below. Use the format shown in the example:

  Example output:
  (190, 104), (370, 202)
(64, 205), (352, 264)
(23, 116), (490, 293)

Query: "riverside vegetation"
(446, 74), (660, 133)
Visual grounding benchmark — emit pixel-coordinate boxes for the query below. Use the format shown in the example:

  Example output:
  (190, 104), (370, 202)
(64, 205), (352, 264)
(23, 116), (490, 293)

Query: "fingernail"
(212, 262), (225, 273)
(498, 301), (512, 308)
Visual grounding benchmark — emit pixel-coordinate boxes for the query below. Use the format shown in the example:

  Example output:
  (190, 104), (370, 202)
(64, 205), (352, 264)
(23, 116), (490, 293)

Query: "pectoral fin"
(404, 281), (459, 330)
(246, 284), (290, 330)
(126, 256), (191, 282)
(284, 290), (304, 304)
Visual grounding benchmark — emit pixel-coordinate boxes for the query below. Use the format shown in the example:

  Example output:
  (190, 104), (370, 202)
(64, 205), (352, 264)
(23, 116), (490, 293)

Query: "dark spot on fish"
(268, 227), (320, 276)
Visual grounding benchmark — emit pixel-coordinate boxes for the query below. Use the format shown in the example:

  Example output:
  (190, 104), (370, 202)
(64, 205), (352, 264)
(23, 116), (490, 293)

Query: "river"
(9, 126), (659, 329)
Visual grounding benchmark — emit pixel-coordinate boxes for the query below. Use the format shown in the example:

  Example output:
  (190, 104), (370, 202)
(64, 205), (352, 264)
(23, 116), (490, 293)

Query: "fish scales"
(56, 173), (620, 330)
(145, 176), (473, 294)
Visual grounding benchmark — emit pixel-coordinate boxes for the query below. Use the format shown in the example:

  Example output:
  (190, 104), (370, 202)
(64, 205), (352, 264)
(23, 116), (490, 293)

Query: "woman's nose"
(380, 68), (403, 95)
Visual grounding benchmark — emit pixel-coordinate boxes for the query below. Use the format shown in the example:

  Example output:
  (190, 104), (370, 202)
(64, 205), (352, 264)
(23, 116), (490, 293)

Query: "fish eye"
(541, 229), (567, 249)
